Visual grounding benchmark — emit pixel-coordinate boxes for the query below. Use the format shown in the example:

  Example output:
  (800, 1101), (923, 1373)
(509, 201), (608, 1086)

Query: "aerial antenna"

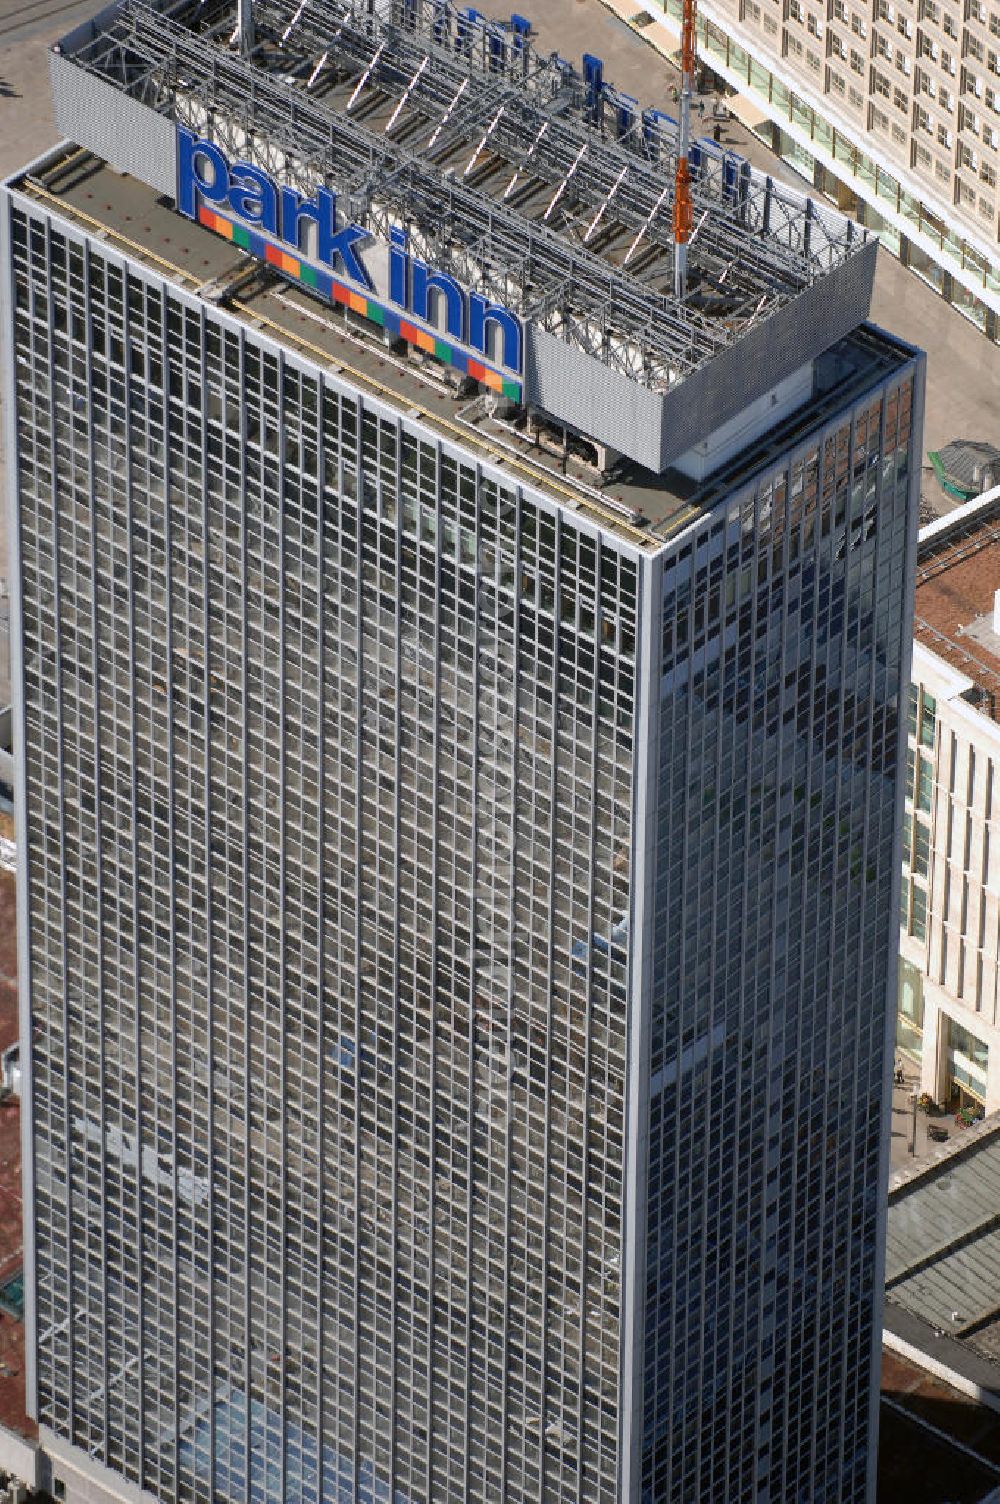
(238, 0), (254, 54)
(673, 0), (696, 300)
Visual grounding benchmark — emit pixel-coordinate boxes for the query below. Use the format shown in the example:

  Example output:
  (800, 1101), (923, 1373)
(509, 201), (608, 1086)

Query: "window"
(938, 121), (955, 145)
(920, 690), (937, 748)
(851, 10), (868, 34)
(833, 0), (848, 19)
(851, 46), (866, 71)
(808, 11), (824, 34)
(949, 1019), (989, 1099)
(877, 31), (894, 57)
(916, 755), (934, 811)
(788, 0), (804, 19)
(898, 12), (913, 36)
(968, 33), (986, 59)
(897, 958), (924, 1061)
(895, 84), (910, 109)
(874, 67), (892, 95)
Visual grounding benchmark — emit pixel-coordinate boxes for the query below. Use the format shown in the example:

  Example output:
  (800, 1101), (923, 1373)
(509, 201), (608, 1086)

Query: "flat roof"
(12, 148), (910, 549)
(887, 1120), (1000, 1370)
(915, 494), (1000, 722)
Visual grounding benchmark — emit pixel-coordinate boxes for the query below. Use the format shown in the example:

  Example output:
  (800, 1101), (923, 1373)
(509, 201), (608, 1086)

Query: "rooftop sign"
(177, 127), (524, 402)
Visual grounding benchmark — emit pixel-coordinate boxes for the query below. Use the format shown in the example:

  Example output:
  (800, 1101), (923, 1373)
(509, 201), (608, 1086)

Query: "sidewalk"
(888, 1061), (967, 1169)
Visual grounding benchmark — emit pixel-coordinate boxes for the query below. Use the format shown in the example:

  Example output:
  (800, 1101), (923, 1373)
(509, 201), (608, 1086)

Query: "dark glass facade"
(642, 369), (918, 1503)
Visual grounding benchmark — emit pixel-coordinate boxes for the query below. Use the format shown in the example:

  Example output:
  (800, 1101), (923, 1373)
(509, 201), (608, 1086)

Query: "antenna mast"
(673, 0), (696, 300)
(238, 0), (254, 54)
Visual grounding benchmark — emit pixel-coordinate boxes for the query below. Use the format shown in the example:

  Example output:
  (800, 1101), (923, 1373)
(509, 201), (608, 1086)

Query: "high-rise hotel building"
(2, 2), (922, 1502)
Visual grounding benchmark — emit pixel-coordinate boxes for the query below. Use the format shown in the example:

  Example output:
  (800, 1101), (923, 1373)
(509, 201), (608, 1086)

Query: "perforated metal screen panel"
(49, 53), (177, 199)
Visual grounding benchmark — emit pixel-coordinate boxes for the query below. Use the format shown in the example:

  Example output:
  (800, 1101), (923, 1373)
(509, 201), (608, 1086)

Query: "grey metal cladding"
(525, 327), (669, 472)
(49, 52), (177, 198)
(656, 239), (879, 470)
(526, 239), (877, 474)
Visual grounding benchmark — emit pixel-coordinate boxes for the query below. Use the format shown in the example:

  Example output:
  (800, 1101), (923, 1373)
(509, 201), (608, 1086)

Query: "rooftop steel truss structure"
(55, 0), (869, 392)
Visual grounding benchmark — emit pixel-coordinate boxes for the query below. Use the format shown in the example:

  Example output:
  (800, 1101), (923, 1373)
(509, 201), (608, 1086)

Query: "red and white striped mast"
(673, 0), (697, 299)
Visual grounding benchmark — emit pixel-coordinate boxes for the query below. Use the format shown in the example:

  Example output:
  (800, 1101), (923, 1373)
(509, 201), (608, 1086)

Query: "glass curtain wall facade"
(7, 202), (637, 1504)
(642, 371), (918, 1503)
(5, 192), (921, 1504)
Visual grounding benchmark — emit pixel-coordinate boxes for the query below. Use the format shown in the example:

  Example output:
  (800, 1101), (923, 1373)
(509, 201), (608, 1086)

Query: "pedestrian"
(697, 98), (705, 119)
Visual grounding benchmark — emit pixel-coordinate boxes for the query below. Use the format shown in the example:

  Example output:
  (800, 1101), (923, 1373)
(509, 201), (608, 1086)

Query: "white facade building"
(898, 496), (1000, 1114)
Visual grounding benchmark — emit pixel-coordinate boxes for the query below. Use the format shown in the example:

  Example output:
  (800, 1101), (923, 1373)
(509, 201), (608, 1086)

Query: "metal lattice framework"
(58, 0), (869, 391)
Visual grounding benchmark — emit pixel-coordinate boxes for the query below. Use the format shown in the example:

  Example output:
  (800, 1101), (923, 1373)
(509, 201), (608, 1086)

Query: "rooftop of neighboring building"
(914, 489), (1000, 723)
(886, 1116), (1000, 1379)
(879, 1347), (1000, 1503)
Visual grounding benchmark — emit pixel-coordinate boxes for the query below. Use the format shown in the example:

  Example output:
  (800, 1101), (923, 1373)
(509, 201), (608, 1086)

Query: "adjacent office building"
(2, 1), (922, 1501)
(633, 0), (1000, 340)
(897, 492), (1000, 1116)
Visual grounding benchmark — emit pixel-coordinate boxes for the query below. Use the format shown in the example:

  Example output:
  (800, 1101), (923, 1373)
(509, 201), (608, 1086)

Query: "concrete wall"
(0, 1429), (36, 1492)
(39, 1430), (159, 1504)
